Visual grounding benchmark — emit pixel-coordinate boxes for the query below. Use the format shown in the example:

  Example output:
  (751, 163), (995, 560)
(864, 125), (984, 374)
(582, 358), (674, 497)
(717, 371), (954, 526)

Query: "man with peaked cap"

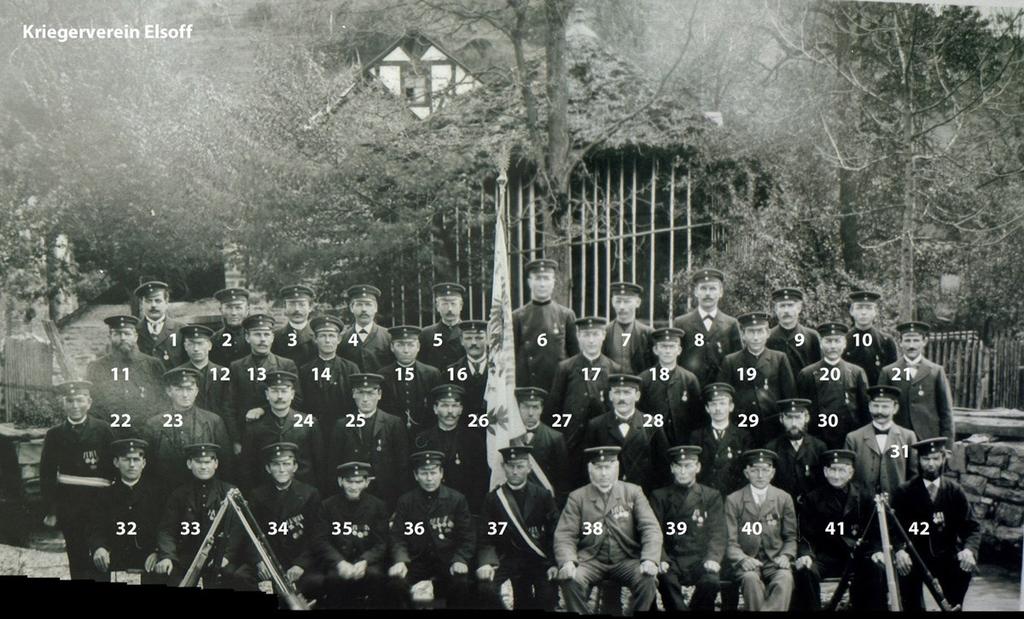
(843, 290), (898, 386)
(512, 258), (580, 390)
(690, 382), (752, 497)
(142, 367), (234, 490)
(419, 282), (468, 371)
(228, 313), (302, 444)
(272, 284), (319, 368)
(337, 284), (395, 372)
(583, 374), (670, 494)
(133, 280), (186, 369)
(510, 387), (569, 505)
(879, 321), (955, 445)
(300, 315), (361, 447)
(153, 443), (244, 587)
(891, 438), (981, 611)
(554, 446), (663, 615)
(844, 385), (919, 498)
(387, 450), (476, 609)
(86, 314), (168, 427)
(792, 449), (882, 611)
(767, 288), (822, 374)
(378, 325), (444, 432)
(210, 287), (252, 367)
(89, 438), (165, 583)
(639, 327), (703, 445)
(797, 322), (871, 449)
(650, 445), (726, 611)
(724, 448), (798, 611)
(444, 320), (489, 437)
(414, 383), (488, 514)
(244, 370), (325, 491)
(717, 311), (797, 444)
(602, 282), (655, 374)
(40, 380), (114, 580)
(173, 324), (237, 447)
(476, 445), (561, 610)
(545, 316), (622, 478)
(764, 398), (827, 505)
(329, 373), (409, 510)
(672, 268), (742, 386)
(310, 462), (391, 609)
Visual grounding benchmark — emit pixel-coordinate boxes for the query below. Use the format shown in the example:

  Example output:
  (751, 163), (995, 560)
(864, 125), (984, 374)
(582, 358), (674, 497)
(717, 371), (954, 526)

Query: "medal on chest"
(918, 387), (925, 397)
(875, 355), (881, 367)
(611, 503), (630, 521)
(377, 438), (383, 453)
(681, 391), (688, 402)
(287, 514), (305, 539)
(726, 446), (733, 460)
(430, 515), (454, 539)
(933, 511), (945, 526)
(764, 513), (778, 527)
(692, 508), (705, 527)
(163, 350), (170, 361)
(717, 341), (722, 354)
(552, 324), (559, 335)
(82, 450), (98, 469)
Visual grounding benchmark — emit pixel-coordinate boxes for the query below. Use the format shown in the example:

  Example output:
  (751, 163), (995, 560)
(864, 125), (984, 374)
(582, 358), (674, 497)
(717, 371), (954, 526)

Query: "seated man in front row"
(553, 446), (663, 615)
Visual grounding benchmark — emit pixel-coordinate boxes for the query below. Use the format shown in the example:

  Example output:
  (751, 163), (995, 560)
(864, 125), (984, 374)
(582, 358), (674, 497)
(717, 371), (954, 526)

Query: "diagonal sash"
(496, 486), (547, 560)
(527, 454), (554, 494)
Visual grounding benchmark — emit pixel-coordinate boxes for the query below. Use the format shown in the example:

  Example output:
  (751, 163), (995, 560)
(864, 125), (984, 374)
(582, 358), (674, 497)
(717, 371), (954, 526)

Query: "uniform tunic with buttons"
(337, 323), (394, 373)
(156, 477), (240, 572)
(210, 323), (250, 368)
(419, 322), (465, 373)
(767, 324), (822, 376)
(843, 326), (898, 387)
(272, 323), (318, 368)
(377, 361), (443, 432)
(582, 411), (670, 494)
(227, 352), (302, 432)
(510, 423), (570, 504)
(672, 310), (743, 387)
(142, 406), (235, 489)
(174, 361), (237, 446)
(329, 410), (409, 509)
(313, 492), (389, 569)
(414, 425), (489, 513)
(299, 355), (361, 437)
(245, 480), (320, 569)
(763, 434), (828, 505)
(797, 359), (870, 449)
(512, 299), (579, 391)
(445, 356), (488, 435)
(86, 351), (168, 428)
(689, 424), (752, 497)
(244, 409), (325, 491)
(88, 475), (165, 570)
(390, 485), (475, 568)
(639, 364), (704, 444)
(602, 321), (655, 375)
(717, 348), (796, 440)
(543, 353), (622, 456)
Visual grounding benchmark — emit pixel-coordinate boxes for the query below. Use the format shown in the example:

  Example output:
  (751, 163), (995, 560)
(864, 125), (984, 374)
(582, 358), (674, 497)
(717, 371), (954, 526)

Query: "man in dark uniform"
(767, 288), (821, 375)
(512, 259), (579, 390)
(300, 315), (361, 447)
(419, 282), (467, 371)
(717, 311), (797, 444)
(134, 280), (186, 370)
(244, 370), (325, 492)
(583, 374), (670, 494)
(879, 322), (955, 445)
(797, 322), (870, 449)
(387, 450), (476, 609)
(690, 383), (752, 497)
(602, 282), (655, 374)
(639, 327), (703, 445)
(510, 387), (569, 505)
(228, 314), (301, 440)
(672, 268), (742, 386)
(476, 445), (560, 610)
(414, 384), (488, 514)
(842, 290), (898, 386)
(86, 315), (167, 428)
(153, 443), (244, 587)
(142, 367), (234, 489)
(379, 325), (443, 432)
(271, 284), (318, 368)
(650, 445), (726, 611)
(764, 399), (827, 505)
(892, 438), (981, 611)
(329, 373), (409, 509)
(89, 438), (164, 583)
(174, 324), (237, 449)
(310, 462), (390, 609)
(545, 316), (621, 478)
(41, 380), (114, 580)
(210, 287), (251, 368)
(445, 320), (489, 435)
(337, 284), (394, 372)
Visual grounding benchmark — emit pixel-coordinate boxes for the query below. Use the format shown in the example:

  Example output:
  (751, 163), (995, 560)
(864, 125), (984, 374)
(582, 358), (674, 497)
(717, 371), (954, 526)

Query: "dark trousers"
(61, 520), (100, 580)
(792, 554), (883, 610)
(477, 557), (558, 610)
(899, 554), (972, 611)
(303, 565), (387, 609)
(657, 561), (720, 611)
(388, 559), (472, 609)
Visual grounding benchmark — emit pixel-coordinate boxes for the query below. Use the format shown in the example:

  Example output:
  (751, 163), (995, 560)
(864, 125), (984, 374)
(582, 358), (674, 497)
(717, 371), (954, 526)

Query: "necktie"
(928, 482), (938, 503)
(525, 431), (534, 444)
(148, 321), (162, 336)
(703, 317), (713, 332)
(714, 429), (724, 441)
(358, 328), (368, 343)
(908, 365), (918, 380)
(618, 420), (630, 439)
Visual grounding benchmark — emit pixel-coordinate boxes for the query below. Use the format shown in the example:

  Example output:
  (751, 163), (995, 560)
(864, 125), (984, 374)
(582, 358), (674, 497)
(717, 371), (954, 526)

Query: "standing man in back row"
(272, 284), (318, 368)
(513, 259), (579, 391)
(338, 285), (394, 373)
(419, 282), (467, 372)
(210, 288), (251, 368)
(842, 290), (898, 387)
(672, 269), (742, 387)
(766, 288), (821, 375)
(602, 282), (655, 375)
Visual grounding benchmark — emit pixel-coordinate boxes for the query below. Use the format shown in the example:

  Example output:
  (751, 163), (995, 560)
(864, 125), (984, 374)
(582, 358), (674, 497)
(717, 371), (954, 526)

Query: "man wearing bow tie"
(844, 386), (919, 498)
(510, 387), (569, 505)
(879, 322), (955, 445)
(272, 285), (319, 368)
(445, 320), (489, 437)
(337, 285), (394, 372)
(134, 281), (186, 370)
(690, 383), (753, 497)
(672, 268), (742, 386)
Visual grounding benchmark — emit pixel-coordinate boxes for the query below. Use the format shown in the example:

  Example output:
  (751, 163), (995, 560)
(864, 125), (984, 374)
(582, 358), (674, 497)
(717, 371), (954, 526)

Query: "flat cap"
(584, 446), (621, 463)
(178, 324), (214, 340)
(346, 284), (382, 301)
(56, 380), (92, 397)
(514, 387), (548, 403)
(410, 450), (446, 470)
(690, 269), (725, 285)
(432, 282), (466, 298)
(279, 285), (316, 301)
(771, 288), (803, 302)
(499, 445), (534, 462)
(214, 288), (250, 304)
(133, 281), (169, 298)
(389, 325), (422, 340)
(702, 382), (735, 400)
(104, 315), (139, 330)
(185, 443), (220, 458)
(741, 449), (778, 466)
(816, 322), (849, 337)
(337, 461), (373, 478)
(575, 316), (607, 330)
(867, 385), (901, 402)
(431, 383), (465, 403)
(242, 314), (275, 331)
(524, 259), (558, 274)
(350, 373), (385, 390)
(610, 282), (644, 297)
(737, 312), (772, 329)
(607, 374), (642, 390)
(667, 445), (702, 463)
(310, 315), (344, 333)
(896, 322), (930, 336)
(111, 438), (148, 457)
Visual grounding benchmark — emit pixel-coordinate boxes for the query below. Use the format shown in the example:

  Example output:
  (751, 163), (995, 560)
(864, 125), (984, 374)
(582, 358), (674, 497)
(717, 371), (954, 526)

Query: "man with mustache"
(338, 284), (395, 372)
(173, 324), (237, 449)
(419, 282), (467, 372)
(512, 259), (579, 390)
(300, 315), (361, 447)
(797, 322), (871, 449)
(444, 320), (489, 438)
(86, 315), (168, 429)
(378, 325), (444, 432)
(844, 385), (919, 498)
(602, 282), (655, 374)
(639, 327), (703, 445)
(764, 399), (827, 505)
(272, 284), (319, 368)
(672, 268), (742, 386)
(689, 383), (753, 497)
(134, 281), (186, 370)
(879, 322), (955, 445)
(766, 288), (821, 375)
(842, 290), (898, 387)
(210, 287), (252, 367)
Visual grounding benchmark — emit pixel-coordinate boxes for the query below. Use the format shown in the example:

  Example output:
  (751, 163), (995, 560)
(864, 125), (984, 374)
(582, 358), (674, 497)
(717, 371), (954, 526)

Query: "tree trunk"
(46, 233), (77, 322)
(838, 168), (862, 275)
(899, 100), (916, 321)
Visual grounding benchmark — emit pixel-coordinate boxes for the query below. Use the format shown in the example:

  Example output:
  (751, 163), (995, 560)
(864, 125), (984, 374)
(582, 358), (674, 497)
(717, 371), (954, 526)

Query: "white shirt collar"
(823, 357), (841, 366)
(615, 412), (635, 424)
(67, 416), (87, 426)
(710, 421), (729, 432)
(121, 477), (141, 488)
(288, 320), (308, 331)
(751, 486), (768, 501)
(582, 353), (602, 364)
(790, 438), (803, 452)
(905, 355), (922, 366)
(506, 480), (528, 491)
(699, 309), (717, 320)
(925, 478), (940, 490)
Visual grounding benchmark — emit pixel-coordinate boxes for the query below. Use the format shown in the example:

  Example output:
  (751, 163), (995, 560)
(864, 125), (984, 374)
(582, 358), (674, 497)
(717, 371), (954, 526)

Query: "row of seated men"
(40, 375), (979, 611)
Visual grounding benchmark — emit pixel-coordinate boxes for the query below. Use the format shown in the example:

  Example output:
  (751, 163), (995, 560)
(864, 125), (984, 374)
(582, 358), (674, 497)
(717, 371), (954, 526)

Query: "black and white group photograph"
(1, 0), (1023, 613)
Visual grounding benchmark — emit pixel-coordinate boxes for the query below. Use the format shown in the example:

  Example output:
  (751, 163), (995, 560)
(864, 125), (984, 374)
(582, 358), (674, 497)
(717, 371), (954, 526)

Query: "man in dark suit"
(717, 311), (796, 443)
(764, 399), (827, 505)
(271, 284), (318, 368)
(766, 288), (821, 376)
(672, 268), (742, 386)
(445, 320), (489, 438)
(419, 282), (467, 372)
(879, 322), (955, 445)
(650, 445), (726, 611)
(844, 385), (919, 498)
(337, 285), (394, 372)
(133, 281), (186, 370)
(602, 282), (655, 374)
(510, 387), (569, 504)
(300, 315), (361, 446)
(512, 259), (579, 390)
(843, 290), (898, 386)
(892, 438), (981, 611)
(228, 314), (301, 442)
(86, 315), (168, 428)
(378, 325), (443, 432)
(690, 383), (752, 497)
(210, 287), (251, 368)
(798, 322), (870, 449)
(639, 327), (703, 445)
(174, 324), (237, 448)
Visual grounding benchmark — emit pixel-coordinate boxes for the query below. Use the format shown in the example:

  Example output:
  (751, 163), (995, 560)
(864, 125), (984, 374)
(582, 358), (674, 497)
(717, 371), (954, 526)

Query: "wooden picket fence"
(927, 330), (1024, 410)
